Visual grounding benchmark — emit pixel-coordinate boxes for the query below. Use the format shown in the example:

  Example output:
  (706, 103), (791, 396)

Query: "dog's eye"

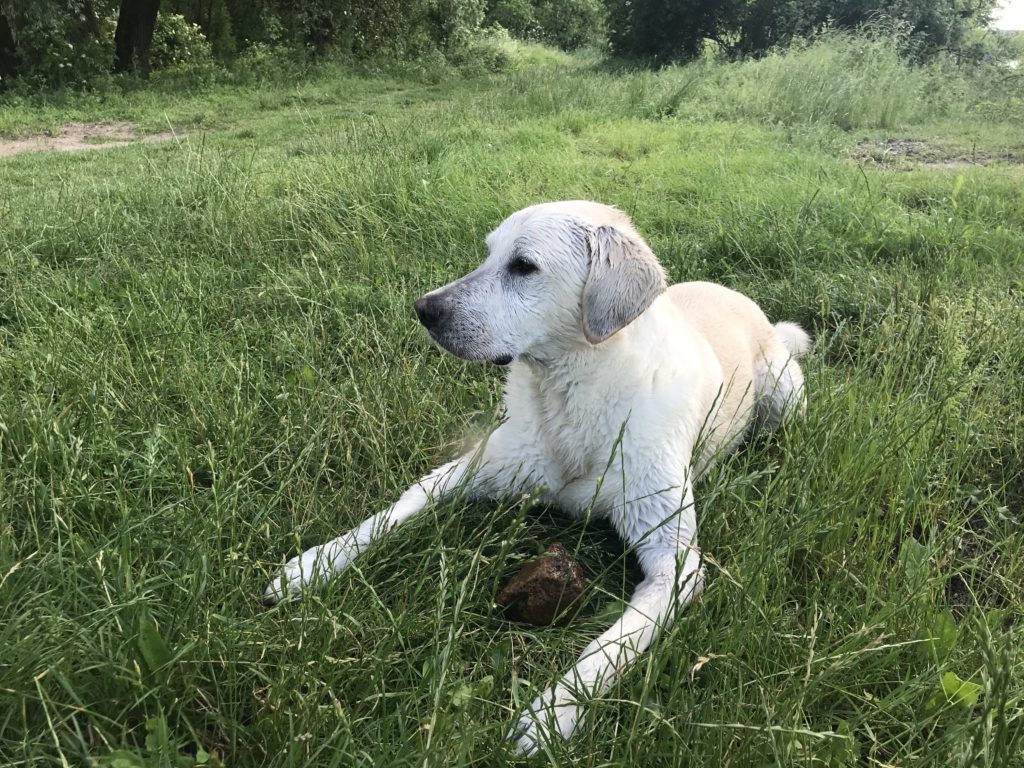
(508, 256), (539, 277)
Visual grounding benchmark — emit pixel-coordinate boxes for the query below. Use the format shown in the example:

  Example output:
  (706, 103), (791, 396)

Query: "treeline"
(608, 0), (1001, 64)
(0, 0), (485, 87)
(0, 0), (1003, 89)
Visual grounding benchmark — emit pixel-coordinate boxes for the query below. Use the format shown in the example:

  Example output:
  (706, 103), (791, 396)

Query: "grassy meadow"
(1, 36), (1023, 767)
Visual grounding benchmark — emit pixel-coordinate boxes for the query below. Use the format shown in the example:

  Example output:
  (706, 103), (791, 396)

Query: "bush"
(429, 0), (487, 52)
(485, 0), (604, 51)
(2, 1), (115, 90)
(231, 41), (309, 85)
(450, 26), (514, 74)
(607, 0), (732, 64)
(484, 0), (539, 41)
(150, 13), (213, 70)
(264, 0), (485, 59)
(532, 0), (604, 50)
(607, 0), (997, 65)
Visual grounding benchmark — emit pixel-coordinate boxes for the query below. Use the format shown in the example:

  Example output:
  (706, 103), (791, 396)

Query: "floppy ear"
(581, 224), (667, 344)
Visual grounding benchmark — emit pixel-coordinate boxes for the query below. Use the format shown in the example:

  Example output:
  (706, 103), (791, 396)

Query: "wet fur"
(265, 201), (810, 756)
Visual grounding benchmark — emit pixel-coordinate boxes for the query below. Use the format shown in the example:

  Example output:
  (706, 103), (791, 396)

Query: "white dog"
(264, 200), (809, 755)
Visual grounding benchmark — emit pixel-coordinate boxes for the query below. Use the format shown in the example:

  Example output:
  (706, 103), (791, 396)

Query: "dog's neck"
(517, 315), (647, 381)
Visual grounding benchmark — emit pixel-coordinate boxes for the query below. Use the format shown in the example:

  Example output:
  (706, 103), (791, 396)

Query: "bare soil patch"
(853, 138), (1023, 170)
(0, 122), (178, 158)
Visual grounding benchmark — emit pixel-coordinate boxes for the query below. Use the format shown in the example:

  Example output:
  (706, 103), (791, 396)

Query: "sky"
(992, 0), (1024, 30)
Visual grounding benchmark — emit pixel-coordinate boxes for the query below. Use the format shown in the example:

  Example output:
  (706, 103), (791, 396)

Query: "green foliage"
(453, 25), (575, 74)
(485, 0), (539, 40)
(607, 0), (733, 64)
(485, 0), (605, 50)
(922, 609), (959, 665)
(258, 0), (486, 58)
(230, 41), (308, 85)
(150, 13), (213, 70)
(1006, 31), (1024, 58)
(449, 25), (515, 74)
(135, 606), (173, 678)
(939, 671), (983, 708)
(532, 0), (605, 50)
(431, 0), (487, 52)
(606, 0), (1000, 64)
(5, 0), (999, 90)
(972, 95), (1024, 123)
(2, 0), (116, 89)
(1, 0), (494, 90)
(618, 22), (977, 130)
(164, 0), (236, 60)
(98, 716), (221, 767)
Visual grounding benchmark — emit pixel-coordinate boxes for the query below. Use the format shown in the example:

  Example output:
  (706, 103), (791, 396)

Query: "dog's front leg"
(264, 450), (481, 604)
(512, 489), (704, 756)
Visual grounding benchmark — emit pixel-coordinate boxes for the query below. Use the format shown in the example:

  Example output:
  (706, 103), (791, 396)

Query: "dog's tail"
(773, 321), (811, 359)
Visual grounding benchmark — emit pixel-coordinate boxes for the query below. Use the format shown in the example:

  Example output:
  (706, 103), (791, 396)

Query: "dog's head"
(414, 201), (666, 365)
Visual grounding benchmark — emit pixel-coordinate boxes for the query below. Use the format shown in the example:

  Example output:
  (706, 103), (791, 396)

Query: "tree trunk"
(114, 0), (138, 73)
(113, 0), (162, 76)
(0, 13), (17, 83)
(134, 0), (160, 77)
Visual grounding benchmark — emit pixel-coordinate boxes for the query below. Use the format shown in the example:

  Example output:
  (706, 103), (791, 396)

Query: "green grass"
(1, 42), (1023, 767)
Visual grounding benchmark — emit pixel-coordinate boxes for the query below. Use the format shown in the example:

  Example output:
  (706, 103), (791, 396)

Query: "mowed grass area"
(1, 47), (1023, 767)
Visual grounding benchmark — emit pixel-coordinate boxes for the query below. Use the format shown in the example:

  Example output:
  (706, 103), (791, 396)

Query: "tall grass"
(468, 27), (980, 132)
(703, 27), (953, 129)
(1, 26), (1007, 140)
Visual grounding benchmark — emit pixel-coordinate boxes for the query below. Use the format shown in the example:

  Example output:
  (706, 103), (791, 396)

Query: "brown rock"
(496, 543), (586, 626)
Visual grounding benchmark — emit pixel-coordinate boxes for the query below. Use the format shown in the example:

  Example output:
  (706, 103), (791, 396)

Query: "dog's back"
(667, 281), (808, 467)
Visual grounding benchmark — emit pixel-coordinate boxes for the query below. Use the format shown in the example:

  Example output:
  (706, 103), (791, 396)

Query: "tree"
(731, 0), (817, 57)
(0, 13), (16, 83)
(809, 0), (999, 56)
(113, 0), (162, 75)
(163, 0), (236, 58)
(606, 0), (999, 63)
(484, 0), (605, 50)
(607, 0), (741, 64)
(1, 0), (115, 87)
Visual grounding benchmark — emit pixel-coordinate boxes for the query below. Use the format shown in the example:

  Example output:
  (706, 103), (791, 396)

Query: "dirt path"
(853, 138), (1023, 169)
(0, 122), (179, 157)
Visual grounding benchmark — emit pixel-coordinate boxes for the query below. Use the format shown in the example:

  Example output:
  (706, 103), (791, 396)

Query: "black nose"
(414, 295), (445, 331)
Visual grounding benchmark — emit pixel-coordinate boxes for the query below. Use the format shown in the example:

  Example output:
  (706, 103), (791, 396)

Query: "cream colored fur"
(264, 201), (810, 756)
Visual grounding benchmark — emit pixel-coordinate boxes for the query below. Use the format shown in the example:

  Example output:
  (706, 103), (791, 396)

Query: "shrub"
(532, 0), (604, 50)
(485, 0), (604, 51)
(150, 13), (213, 70)
(450, 26), (514, 74)
(429, 0), (487, 52)
(484, 0), (540, 41)
(265, 0), (485, 59)
(606, 0), (997, 65)
(231, 41), (308, 85)
(2, 1), (115, 90)
(606, 0), (733, 64)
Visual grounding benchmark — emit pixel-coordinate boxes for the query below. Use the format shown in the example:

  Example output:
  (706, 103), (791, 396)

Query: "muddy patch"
(853, 138), (1023, 170)
(0, 122), (179, 158)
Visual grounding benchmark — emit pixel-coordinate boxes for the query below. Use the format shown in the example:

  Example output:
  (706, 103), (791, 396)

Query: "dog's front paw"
(262, 554), (309, 605)
(262, 540), (355, 606)
(510, 686), (583, 757)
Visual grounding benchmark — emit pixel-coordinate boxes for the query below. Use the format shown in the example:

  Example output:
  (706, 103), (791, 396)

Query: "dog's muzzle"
(415, 290), (513, 366)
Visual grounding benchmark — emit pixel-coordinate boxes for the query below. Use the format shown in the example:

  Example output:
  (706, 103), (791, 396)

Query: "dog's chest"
(506, 365), (674, 496)
(533, 381), (613, 484)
